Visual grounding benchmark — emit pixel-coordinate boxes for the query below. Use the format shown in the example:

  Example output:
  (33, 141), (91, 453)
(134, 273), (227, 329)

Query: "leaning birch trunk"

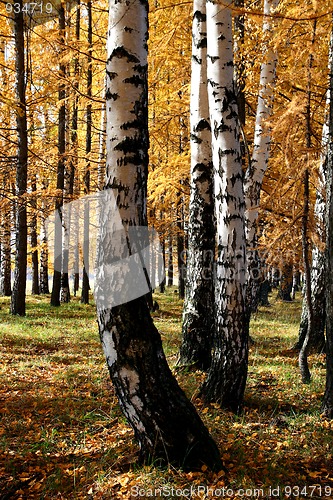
(0, 189), (12, 296)
(96, 0), (222, 469)
(199, 0), (248, 412)
(243, 0), (279, 315)
(179, 0), (215, 371)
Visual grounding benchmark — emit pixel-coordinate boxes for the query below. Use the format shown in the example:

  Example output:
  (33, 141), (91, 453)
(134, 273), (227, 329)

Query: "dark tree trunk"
(177, 211), (185, 299)
(0, 199), (12, 296)
(159, 237), (166, 293)
(81, 0), (92, 305)
(167, 232), (173, 286)
(31, 175), (39, 295)
(51, 4), (66, 307)
(71, 0), (81, 300)
(299, 169), (312, 383)
(10, 0), (28, 316)
(277, 262), (293, 301)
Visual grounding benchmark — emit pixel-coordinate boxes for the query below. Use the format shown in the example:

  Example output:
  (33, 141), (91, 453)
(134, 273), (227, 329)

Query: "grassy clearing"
(0, 289), (332, 499)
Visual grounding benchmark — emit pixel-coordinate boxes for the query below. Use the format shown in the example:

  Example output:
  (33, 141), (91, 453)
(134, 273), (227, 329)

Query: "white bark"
(180, 0), (214, 369)
(200, 0), (248, 411)
(243, 0), (279, 310)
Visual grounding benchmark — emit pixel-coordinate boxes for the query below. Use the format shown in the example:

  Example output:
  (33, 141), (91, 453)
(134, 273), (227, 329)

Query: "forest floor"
(0, 288), (333, 499)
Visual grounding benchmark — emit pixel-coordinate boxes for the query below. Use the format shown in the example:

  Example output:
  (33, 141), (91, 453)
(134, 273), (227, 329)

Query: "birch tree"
(322, 22), (333, 418)
(96, 0), (221, 469)
(179, 0), (215, 371)
(243, 0), (279, 314)
(199, 0), (248, 412)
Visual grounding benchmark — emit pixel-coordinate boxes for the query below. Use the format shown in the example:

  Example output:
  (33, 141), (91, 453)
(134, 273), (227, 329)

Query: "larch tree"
(199, 0), (248, 412)
(179, 0), (215, 371)
(95, 0), (222, 469)
(50, 3), (66, 307)
(81, 0), (92, 305)
(10, 0), (28, 316)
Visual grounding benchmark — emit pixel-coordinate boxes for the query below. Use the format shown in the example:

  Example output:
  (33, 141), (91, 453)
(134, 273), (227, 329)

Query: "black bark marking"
(106, 90), (119, 101)
(109, 46), (139, 64)
(124, 75), (145, 87)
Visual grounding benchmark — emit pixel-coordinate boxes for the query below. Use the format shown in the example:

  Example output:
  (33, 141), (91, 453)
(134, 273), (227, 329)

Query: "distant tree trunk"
(159, 236), (166, 293)
(71, 0), (81, 295)
(0, 200), (12, 296)
(243, 0), (279, 316)
(322, 24), (333, 418)
(177, 203), (185, 299)
(277, 262), (293, 301)
(97, 0), (222, 469)
(11, 0), (28, 316)
(199, 0), (249, 412)
(51, 4), (66, 307)
(30, 174), (39, 295)
(179, 0), (215, 370)
(299, 169), (312, 383)
(81, 0), (92, 305)
(39, 213), (50, 294)
(167, 232), (173, 286)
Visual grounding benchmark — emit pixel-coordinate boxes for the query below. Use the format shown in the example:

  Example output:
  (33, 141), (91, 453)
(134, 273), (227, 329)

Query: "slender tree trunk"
(97, 0), (222, 469)
(177, 202), (185, 299)
(299, 169), (312, 383)
(51, 4), (66, 307)
(30, 174), (39, 295)
(179, 0), (215, 370)
(167, 232), (173, 286)
(11, 0), (28, 316)
(243, 0), (279, 316)
(81, 0), (92, 304)
(199, 0), (248, 412)
(277, 262), (293, 301)
(322, 23), (333, 418)
(299, 22), (315, 378)
(71, 0), (81, 295)
(0, 201), (12, 296)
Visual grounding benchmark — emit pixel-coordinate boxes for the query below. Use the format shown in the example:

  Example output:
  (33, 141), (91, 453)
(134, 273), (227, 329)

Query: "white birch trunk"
(200, 0), (248, 412)
(96, 0), (221, 469)
(244, 0), (279, 312)
(179, 0), (215, 370)
(322, 25), (333, 418)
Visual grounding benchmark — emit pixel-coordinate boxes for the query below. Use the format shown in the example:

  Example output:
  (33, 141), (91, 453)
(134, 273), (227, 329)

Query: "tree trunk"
(0, 192), (12, 296)
(81, 0), (92, 305)
(50, 4), (66, 307)
(167, 232), (173, 286)
(10, 0), (28, 316)
(277, 262), (293, 301)
(96, 0), (222, 469)
(199, 0), (249, 412)
(30, 174), (39, 295)
(179, 0), (215, 371)
(177, 203), (185, 299)
(243, 0), (279, 316)
(322, 25), (333, 418)
(299, 169), (312, 383)
(39, 214), (50, 294)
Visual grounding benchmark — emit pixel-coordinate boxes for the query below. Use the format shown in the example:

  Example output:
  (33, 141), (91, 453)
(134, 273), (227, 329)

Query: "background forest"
(1, 0), (333, 498)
